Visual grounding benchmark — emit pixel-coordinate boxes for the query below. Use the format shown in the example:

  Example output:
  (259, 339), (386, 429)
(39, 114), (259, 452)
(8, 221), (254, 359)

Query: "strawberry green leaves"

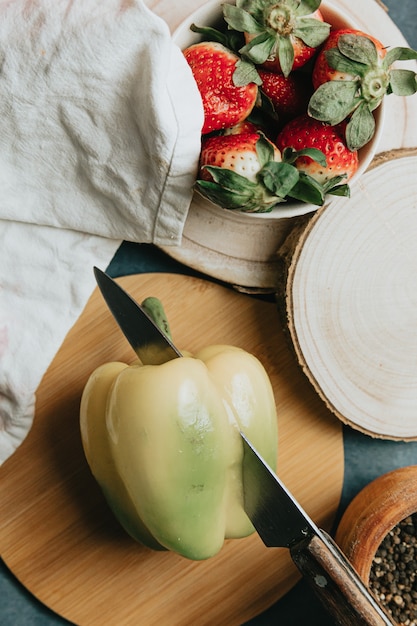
(258, 161), (300, 199)
(297, 0), (322, 14)
(309, 80), (360, 125)
(233, 58), (263, 86)
(223, 0), (330, 77)
(346, 103), (376, 153)
(239, 33), (276, 66)
(337, 32), (380, 66)
(190, 22), (244, 53)
(308, 32), (417, 150)
(222, 2), (262, 35)
(293, 17), (330, 48)
(196, 170), (264, 212)
(280, 147), (350, 203)
(385, 46), (417, 96)
(389, 69), (417, 96)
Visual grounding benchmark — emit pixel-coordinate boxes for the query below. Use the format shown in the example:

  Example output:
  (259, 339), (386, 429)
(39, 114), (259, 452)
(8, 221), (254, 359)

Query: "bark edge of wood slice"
(277, 153), (417, 441)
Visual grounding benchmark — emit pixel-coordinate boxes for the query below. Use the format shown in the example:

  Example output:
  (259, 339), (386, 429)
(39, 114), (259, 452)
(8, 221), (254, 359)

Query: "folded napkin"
(0, 0), (204, 463)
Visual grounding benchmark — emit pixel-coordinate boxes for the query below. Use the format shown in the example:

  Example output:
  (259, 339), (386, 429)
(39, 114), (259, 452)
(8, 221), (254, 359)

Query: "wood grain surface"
(0, 274), (343, 626)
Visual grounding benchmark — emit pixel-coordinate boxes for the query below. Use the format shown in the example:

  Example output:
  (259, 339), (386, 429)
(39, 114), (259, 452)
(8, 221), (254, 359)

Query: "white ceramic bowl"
(161, 0), (385, 290)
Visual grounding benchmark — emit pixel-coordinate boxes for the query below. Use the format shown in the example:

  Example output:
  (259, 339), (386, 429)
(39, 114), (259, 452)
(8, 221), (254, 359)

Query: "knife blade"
(93, 267), (182, 365)
(93, 266), (392, 625)
(241, 434), (394, 626)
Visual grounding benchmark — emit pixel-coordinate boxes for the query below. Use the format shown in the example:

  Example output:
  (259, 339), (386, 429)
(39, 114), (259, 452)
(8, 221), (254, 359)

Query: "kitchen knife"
(93, 266), (393, 625)
(241, 434), (394, 626)
(93, 266), (182, 364)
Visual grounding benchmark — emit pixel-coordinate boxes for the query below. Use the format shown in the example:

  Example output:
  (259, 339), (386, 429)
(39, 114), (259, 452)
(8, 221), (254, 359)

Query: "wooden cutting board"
(0, 274), (343, 625)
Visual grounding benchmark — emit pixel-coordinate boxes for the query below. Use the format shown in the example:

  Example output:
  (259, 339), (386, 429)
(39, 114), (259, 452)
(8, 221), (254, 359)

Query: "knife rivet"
(314, 575), (328, 588)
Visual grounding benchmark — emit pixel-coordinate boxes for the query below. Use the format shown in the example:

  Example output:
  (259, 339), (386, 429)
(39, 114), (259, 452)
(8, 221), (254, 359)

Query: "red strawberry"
(183, 42), (258, 134)
(276, 115), (358, 184)
(223, 3), (330, 77)
(307, 28), (417, 150)
(196, 131), (299, 212)
(258, 69), (313, 124)
(199, 132), (281, 183)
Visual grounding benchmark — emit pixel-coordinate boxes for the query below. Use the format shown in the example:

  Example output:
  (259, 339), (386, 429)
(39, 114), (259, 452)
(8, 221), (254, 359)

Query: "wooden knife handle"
(290, 530), (395, 625)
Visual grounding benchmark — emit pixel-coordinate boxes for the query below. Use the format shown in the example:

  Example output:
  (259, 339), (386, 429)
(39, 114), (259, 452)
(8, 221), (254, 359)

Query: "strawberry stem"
(265, 5), (294, 36)
(361, 69), (390, 104)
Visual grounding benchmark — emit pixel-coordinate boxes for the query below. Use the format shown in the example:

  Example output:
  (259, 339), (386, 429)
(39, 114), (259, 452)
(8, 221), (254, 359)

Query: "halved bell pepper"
(80, 306), (278, 561)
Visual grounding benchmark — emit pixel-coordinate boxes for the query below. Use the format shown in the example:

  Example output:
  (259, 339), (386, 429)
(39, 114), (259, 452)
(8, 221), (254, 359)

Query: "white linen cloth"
(0, 0), (204, 463)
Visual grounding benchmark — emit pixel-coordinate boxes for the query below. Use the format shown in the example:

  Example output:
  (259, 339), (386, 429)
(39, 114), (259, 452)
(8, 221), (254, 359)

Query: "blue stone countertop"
(2, 2), (417, 625)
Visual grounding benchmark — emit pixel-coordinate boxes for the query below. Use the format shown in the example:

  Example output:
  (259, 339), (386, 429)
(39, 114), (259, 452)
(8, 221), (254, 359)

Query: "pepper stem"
(141, 297), (173, 341)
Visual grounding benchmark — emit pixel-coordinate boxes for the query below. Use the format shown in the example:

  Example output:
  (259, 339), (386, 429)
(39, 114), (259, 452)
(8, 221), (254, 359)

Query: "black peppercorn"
(370, 513), (417, 626)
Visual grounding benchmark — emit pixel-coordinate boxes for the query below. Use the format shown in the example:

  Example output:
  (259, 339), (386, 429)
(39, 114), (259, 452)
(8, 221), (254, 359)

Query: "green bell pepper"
(80, 302), (278, 561)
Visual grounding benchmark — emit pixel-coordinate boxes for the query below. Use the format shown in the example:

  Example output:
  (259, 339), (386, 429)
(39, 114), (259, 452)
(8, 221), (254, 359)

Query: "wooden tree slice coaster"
(277, 152), (417, 440)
